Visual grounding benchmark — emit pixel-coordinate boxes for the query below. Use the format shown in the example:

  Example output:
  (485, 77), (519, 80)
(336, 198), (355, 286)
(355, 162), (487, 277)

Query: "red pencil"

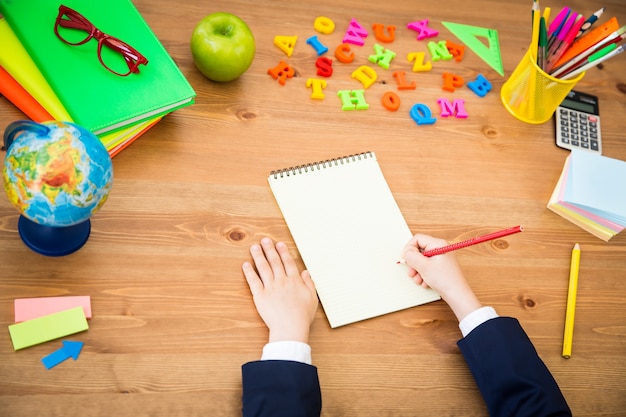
(398, 225), (523, 262)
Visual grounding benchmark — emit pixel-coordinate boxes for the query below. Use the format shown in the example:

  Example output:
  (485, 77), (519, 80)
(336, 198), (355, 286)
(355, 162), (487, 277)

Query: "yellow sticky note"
(8, 306), (88, 350)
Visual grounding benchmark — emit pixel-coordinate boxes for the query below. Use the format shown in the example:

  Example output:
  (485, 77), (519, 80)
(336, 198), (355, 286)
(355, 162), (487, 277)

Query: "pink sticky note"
(14, 296), (92, 323)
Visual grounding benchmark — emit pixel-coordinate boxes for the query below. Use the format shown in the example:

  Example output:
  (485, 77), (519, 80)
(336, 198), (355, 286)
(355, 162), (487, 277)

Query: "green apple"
(191, 12), (256, 82)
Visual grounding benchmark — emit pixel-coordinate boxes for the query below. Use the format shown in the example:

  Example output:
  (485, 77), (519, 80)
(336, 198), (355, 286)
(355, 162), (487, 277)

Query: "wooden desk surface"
(1, 0), (625, 415)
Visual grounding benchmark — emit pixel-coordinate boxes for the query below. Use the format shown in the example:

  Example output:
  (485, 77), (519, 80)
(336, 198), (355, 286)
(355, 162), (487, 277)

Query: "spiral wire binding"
(270, 151), (374, 179)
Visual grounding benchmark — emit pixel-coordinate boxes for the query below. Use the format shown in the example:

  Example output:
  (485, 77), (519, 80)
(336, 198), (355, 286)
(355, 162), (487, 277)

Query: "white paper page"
(268, 152), (440, 328)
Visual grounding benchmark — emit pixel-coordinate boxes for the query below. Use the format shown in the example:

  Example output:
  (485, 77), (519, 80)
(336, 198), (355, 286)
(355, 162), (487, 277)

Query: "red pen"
(398, 225), (523, 261)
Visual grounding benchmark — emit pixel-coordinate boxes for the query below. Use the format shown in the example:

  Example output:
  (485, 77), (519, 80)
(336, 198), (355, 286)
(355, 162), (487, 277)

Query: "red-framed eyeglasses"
(54, 5), (148, 76)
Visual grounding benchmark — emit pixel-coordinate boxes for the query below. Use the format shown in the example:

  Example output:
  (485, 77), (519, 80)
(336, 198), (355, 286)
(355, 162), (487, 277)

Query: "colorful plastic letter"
(437, 98), (468, 118)
(335, 43), (355, 63)
(467, 74), (492, 97)
(368, 44), (396, 69)
(372, 23), (396, 43)
(307, 35), (329, 56)
(428, 41), (453, 61)
(442, 73), (464, 92)
(407, 52), (432, 72)
(446, 41), (466, 62)
(337, 90), (369, 110)
(407, 19), (439, 40)
(382, 92), (401, 111)
(268, 61), (295, 85)
(392, 71), (416, 90)
(314, 16), (335, 34)
(343, 19), (368, 46)
(274, 35), (298, 57)
(307, 78), (327, 99)
(351, 65), (377, 89)
(315, 56), (333, 77)
(410, 104), (437, 125)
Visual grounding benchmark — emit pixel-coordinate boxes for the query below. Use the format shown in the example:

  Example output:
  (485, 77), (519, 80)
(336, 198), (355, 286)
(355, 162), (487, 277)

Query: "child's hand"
(402, 234), (481, 322)
(243, 237), (318, 343)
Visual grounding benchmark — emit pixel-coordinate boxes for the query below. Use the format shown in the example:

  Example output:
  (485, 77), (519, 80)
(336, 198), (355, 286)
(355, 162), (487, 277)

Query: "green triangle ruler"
(442, 21), (504, 76)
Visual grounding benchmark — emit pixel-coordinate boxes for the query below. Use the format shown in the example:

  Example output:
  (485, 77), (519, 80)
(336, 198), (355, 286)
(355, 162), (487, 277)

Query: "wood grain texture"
(1, 0), (625, 415)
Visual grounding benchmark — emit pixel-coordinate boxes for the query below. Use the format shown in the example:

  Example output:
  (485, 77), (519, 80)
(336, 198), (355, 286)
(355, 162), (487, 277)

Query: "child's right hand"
(402, 234), (482, 322)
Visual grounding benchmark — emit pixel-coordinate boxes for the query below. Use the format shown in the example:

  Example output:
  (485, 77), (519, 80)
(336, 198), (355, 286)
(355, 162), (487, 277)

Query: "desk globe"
(3, 120), (113, 256)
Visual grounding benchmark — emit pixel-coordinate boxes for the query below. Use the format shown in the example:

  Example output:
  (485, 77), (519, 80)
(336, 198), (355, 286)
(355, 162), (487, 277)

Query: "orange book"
(0, 65), (54, 122)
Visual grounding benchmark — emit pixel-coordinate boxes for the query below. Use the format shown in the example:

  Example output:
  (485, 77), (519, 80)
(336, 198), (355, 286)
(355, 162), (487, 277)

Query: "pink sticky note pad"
(14, 296), (92, 323)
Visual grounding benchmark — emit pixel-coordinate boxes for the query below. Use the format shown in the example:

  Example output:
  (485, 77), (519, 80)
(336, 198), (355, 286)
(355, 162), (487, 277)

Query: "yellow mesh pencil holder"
(500, 48), (585, 124)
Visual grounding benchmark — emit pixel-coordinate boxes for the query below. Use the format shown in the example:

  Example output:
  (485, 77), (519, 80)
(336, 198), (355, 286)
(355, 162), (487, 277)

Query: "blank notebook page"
(268, 151), (440, 328)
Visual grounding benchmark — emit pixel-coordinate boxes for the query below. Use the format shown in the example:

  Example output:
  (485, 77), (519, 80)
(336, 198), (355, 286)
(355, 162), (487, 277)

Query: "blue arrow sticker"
(42, 341), (84, 370)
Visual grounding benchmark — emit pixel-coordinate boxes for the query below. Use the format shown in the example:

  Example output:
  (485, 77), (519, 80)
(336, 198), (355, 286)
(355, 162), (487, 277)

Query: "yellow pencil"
(562, 243), (580, 359)
(543, 6), (551, 24)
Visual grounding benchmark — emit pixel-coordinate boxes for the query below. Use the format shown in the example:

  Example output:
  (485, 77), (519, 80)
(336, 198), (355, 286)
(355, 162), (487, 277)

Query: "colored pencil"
(397, 226), (523, 262)
(562, 243), (580, 359)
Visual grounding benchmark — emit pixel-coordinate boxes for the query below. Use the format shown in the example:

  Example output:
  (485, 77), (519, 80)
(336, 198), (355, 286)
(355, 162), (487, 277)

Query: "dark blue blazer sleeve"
(242, 360), (322, 417)
(457, 317), (571, 417)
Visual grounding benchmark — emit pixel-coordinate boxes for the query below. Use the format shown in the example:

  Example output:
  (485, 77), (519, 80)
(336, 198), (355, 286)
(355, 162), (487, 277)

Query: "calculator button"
(589, 116), (598, 123)
(591, 141), (599, 151)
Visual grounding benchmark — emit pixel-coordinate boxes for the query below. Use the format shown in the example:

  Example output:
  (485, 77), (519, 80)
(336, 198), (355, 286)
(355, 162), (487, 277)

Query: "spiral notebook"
(268, 151), (440, 328)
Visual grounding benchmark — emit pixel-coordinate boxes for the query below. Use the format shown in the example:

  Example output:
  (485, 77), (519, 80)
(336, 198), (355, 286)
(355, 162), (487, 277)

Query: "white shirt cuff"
(261, 341), (312, 365)
(459, 306), (499, 337)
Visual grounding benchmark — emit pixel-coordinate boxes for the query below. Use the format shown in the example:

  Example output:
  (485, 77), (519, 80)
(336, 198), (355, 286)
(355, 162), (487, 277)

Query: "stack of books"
(548, 150), (626, 241)
(0, 0), (195, 157)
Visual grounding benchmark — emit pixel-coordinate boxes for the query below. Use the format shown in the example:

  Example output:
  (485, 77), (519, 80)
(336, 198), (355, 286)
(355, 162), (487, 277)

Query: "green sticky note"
(8, 306), (88, 350)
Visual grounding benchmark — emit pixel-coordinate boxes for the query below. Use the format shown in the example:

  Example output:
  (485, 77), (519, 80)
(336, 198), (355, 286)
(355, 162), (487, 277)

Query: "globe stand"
(18, 216), (91, 257)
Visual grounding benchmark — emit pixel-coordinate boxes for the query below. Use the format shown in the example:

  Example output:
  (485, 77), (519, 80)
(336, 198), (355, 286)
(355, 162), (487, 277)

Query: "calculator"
(555, 90), (601, 154)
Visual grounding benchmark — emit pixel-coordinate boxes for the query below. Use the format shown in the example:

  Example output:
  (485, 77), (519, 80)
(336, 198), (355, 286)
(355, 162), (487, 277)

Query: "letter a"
(274, 35), (298, 57)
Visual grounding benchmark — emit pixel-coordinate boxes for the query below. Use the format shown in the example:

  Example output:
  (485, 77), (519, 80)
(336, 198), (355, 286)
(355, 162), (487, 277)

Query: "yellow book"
(0, 16), (71, 121)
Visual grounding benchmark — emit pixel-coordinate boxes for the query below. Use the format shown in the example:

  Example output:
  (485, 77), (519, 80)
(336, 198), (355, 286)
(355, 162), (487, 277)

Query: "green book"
(0, 0), (195, 135)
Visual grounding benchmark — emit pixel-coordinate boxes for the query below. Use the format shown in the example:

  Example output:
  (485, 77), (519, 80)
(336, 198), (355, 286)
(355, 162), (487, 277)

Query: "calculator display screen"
(561, 98), (595, 114)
